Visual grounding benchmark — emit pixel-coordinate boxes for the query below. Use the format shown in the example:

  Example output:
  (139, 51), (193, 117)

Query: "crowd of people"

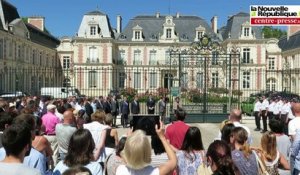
(0, 94), (299, 175)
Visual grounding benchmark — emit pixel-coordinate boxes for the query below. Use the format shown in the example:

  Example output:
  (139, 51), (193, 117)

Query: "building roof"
(117, 14), (219, 42)
(220, 12), (262, 40)
(26, 23), (60, 48)
(2, 0), (19, 25)
(85, 10), (105, 16)
(278, 31), (300, 51)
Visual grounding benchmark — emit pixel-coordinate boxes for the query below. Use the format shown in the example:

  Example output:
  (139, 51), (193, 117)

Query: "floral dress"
(176, 150), (203, 175)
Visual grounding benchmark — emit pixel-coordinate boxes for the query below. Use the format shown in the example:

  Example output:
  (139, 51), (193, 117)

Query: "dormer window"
(241, 21), (253, 39)
(132, 25), (143, 41)
(195, 25), (205, 41)
(197, 31), (204, 39)
(90, 26), (96, 35)
(166, 29), (172, 39)
(244, 27), (249, 37)
(135, 31), (141, 40)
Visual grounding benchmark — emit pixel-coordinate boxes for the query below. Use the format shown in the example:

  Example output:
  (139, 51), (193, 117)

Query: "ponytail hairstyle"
(231, 127), (252, 159)
(261, 131), (277, 161)
(207, 140), (235, 175)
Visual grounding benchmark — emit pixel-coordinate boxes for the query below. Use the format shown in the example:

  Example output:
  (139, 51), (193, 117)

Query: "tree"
(262, 26), (286, 39)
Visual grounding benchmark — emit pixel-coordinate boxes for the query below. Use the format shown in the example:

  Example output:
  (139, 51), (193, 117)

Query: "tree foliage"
(262, 26), (286, 39)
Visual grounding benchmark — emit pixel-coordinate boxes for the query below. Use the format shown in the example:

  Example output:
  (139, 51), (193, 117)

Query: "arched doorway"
(164, 73), (173, 88)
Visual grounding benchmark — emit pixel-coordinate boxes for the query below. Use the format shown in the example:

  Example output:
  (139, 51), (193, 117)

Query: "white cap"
(47, 104), (56, 111)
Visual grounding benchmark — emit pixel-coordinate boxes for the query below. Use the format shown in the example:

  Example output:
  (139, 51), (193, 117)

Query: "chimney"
(287, 26), (300, 40)
(27, 16), (45, 31)
(176, 12), (180, 18)
(117, 15), (122, 33)
(156, 12), (160, 18)
(211, 16), (218, 34)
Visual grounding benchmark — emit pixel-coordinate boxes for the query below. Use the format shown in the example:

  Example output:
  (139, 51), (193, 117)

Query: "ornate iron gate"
(169, 35), (241, 122)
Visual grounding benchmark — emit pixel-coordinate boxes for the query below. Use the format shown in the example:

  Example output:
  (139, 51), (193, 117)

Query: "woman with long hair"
(176, 127), (205, 175)
(230, 127), (258, 175)
(258, 131), (290, 174)
(105, 137), (127, 175)
(206, 140), (236, 175)
(53, 129), (102, 175)
(116, 122), (177, 175)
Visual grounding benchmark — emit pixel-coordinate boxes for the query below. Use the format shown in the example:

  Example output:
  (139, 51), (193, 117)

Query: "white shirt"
(268, 102), (275, 113)
(83, 122), (109, 162)
(281, 103), (290, 115)
(273, 102), (282, 115)
(261, 99), (269, 110)
(53, 160), (102, 175)
(116, 165), (159, 175)
(254, 101), (262, 112)
(289, 117), (300, 136)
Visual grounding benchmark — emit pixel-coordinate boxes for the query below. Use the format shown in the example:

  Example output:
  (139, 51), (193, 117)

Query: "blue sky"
(8, 0), (299, 38)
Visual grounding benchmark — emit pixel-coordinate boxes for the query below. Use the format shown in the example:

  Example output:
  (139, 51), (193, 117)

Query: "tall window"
(197, 31), (204, 39)
(119, 72), (125, 88)
(242, 48), (250, 63)
(266, 78), (276, 91)
(133, 50), (141, 65)
(63, 56), (70, 69)
(196, 72), (203, 89)
(32, 49), (36, 64)
(0, 39), (3, 59)
(88, 70), (97, 88)
(134, 31), (141, 40)
(212, 72), (219, 88)
(118, 50), (125, 65)
(134, 72), (141, 88)
(268, 57), (275, 70)
(89, 46), (98, 63)
(212, 51), (218, 65)
(149, 50), (157, 65)
(166, 29), (172, 39)
(165, 50), (170, 64)
(181, 72), (188, 88)
(149, 72), (157, 88)
(244, 27), (250, 37)
(242, 71), (250, 89)
(90, 26), (96, 35)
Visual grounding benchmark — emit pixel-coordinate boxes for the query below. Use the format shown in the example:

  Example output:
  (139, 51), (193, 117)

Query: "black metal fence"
(0, 66), (298, 103)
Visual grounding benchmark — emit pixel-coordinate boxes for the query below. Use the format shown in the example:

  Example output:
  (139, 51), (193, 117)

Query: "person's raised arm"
(156, 121), (177, 175)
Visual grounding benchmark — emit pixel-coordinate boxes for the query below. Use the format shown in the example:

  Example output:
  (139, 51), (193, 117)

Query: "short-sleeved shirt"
(231, 150), (258, 175)
(42, 112), (60, 135)
(165, 121), (189, 149)
(116, 165), (159, 175)
(0, 162), (41, 175)
(53, 161), (102, 175)
(288, 117), (300, 136)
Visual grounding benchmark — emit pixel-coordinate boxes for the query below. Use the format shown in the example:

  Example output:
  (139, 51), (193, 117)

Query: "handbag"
(253, 151), (270, 175)
(197, 151), (213, 175)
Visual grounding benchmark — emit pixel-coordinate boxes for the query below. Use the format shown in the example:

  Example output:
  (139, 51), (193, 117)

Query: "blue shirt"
(0, 147), (47, 175)
(291, 130), (300, 171)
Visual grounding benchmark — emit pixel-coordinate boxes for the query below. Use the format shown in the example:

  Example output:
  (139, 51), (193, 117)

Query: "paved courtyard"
(115, 115), (263, 149)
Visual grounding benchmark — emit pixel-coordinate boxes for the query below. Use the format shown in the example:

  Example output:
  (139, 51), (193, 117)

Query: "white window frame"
(242, 48), (250, 63)
(134, 72), (141, 89)
(149, 72), (157, 88)
(242, 71), (250, 89)
(166, 29), (172, 39)
(212, 72), (219, 88)
(63, 56), (70, 69)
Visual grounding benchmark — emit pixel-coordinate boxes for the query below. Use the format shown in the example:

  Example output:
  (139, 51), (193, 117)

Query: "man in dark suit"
(120, 96), (130, 128)
(84, 97), (93, 123)
(146, 94), (156, 114)
(103, 96), (112, 114)
(111, 96), (119, 127)
(131, 96), (140, 115)
(96, 96), (104, 110)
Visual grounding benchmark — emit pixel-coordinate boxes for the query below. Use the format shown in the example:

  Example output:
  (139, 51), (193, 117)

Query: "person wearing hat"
(42, 104), (60, 166)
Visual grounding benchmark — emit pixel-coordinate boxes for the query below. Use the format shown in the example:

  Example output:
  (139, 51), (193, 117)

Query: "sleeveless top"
(265, 151), (280, 175)
(105, 129), (116, 148)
